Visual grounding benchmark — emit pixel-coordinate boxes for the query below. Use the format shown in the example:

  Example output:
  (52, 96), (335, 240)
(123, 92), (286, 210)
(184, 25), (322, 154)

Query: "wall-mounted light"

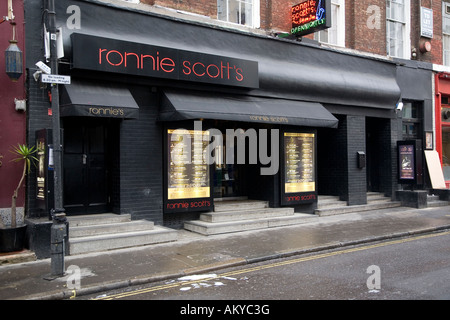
(4, 17), (23, 82)
(5, 38), (23, 81)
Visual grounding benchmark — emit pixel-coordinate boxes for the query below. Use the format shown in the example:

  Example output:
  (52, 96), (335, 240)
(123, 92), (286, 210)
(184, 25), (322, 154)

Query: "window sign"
(420, 7), (433, 38)
(291, 0), (332, 37)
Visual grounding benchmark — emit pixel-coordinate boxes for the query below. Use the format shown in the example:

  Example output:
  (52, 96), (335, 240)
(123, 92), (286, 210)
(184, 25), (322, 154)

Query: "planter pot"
(0, 224), (27, 253)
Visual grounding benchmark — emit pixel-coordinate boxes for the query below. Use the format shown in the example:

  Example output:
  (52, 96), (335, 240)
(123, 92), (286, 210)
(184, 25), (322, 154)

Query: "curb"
(18, 224), (450, 300)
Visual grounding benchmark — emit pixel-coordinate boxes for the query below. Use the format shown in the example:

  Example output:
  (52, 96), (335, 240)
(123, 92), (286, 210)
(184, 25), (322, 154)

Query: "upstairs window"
(386, 0), (410, 58)
(218, 0), (260, 28)
(443, 2), (450, 66)
(315, 0), (345, 47)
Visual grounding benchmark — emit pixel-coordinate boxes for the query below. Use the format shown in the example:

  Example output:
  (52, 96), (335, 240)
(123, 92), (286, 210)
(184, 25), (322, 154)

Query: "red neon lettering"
(99, 48), (107, 64)
(141, 54), (156, 70)
(221, 61), (232, 79)
(291, 0), (317, 26)
(193, 62), (205, 76)
(106, 50), (123, 66)
(235, 67), (244, 81)
(160, 57), (175, 73)
(182, 60), (192, 75)
(206, 64), (220, 78)
(125, 52), (140, 68)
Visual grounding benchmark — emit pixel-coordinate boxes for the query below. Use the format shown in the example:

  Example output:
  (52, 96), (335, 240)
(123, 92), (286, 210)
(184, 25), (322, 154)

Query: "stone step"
(427, 195), (449, 207)
(367, 192), (391, 202)
(315, 200), (401, 217)
(427, 200), (449, 207)
(67, 213), (177, 255)
(200, 207), (294, 223)
(184, 213), (317, 236)
(67, 213), (131, 227)
(70, 220), (155, 238)
(317, 196), (347, 209)
(213, 200), (269, 212)
(69, 226), (178, 255)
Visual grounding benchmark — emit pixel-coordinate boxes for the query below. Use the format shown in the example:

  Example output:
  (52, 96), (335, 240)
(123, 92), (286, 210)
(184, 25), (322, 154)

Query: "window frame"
(314, 0), (345, 47)
(443, 2), (450, 66)
(386, 0), (411, 59)
(217, 0), (260, 29)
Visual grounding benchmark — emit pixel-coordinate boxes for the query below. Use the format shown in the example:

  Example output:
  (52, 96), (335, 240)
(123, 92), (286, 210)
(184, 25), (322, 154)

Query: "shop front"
(25, 0), (401, 235)
(435, 72), (450, 188)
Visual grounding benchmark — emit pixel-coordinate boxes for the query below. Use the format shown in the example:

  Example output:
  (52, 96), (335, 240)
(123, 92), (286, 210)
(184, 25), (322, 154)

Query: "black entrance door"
(63, 119), (111, 215)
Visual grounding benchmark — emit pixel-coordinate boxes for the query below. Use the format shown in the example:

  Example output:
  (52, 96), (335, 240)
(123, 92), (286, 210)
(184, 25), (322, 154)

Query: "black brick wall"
(120, 87), (163, 223)
(346, 115), (367, 206)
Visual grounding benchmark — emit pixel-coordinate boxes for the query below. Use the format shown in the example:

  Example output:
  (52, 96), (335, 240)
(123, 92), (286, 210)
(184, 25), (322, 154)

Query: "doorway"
(213, 133), (247, 199)
(63, 118), (115, 215)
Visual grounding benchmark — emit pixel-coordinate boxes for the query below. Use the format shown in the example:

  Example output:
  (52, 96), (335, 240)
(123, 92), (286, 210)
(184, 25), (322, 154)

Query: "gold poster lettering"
(284, 132), (315, 193)
(168, 129), (210, 200)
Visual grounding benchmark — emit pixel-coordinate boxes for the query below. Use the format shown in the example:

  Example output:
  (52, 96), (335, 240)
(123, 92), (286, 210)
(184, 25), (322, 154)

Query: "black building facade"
(23, 0), (432, 255)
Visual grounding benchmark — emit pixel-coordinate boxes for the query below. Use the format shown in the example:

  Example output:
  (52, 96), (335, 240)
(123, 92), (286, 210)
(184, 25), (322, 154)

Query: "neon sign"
(291, 0), (331, 36)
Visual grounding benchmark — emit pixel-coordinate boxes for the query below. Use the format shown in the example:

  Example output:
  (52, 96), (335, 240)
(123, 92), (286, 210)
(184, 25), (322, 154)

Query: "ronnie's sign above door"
(71, 34), (259, 89)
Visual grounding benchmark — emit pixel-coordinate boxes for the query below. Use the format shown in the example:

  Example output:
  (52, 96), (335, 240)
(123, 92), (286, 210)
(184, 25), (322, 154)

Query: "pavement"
(1, 204), (450, 300)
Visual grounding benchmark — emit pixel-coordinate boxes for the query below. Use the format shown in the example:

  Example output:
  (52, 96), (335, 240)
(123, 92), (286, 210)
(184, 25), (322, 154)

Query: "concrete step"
(67, 213), (177, 255)
(214, 200), (269, 212)
(200, 207), (294, 223)
(69, 226), (178, 255)
(184, 213), (317, 236)
(317, 195), (347, 209)
(67, 213), (131, 227)
(70, 220), (155, 238)
(427, 194), (449, 207)
(315, 200), (401, 217)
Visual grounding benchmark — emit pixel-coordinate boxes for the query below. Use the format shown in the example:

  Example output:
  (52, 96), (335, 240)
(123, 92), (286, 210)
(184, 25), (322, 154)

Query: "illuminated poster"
(167, 129), (210, 200)
(398, 144), (415, 180)
(284, 133), (315, 193)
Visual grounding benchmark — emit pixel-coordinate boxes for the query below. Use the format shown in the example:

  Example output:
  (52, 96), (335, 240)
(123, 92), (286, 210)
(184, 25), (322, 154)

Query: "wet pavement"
(1, 205), (450, 300)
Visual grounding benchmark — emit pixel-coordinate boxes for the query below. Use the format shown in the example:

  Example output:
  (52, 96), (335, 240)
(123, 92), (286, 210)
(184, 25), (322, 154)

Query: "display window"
(441, 98), (450, 181)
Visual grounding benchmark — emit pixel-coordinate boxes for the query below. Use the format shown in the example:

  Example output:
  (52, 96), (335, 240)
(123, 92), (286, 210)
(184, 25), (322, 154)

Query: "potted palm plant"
(0, 144), (37, 253)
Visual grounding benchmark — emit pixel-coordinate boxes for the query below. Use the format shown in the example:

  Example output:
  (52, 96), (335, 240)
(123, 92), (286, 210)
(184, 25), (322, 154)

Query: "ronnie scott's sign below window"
(71, 34), (259, 89)
(291, 0), (331, 37)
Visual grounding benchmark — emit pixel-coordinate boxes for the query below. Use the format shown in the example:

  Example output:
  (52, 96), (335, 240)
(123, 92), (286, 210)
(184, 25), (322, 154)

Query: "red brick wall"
(0, 0), (26, 208)
(429, 0), (443, 65)
(140, 0), (447, 65)
(346, 0), (386, 56)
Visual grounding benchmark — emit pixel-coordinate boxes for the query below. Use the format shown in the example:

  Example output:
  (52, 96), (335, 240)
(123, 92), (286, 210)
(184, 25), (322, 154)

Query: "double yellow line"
(94, 230), (450, 300)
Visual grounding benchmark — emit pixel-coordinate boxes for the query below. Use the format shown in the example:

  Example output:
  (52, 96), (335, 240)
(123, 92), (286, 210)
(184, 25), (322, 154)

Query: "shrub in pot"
(0, 144), (37, 253)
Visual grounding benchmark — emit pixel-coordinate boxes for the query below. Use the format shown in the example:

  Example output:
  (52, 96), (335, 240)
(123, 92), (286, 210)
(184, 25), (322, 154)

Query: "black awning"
(159, 90), (338, 128)
(60, 80), (139, 119)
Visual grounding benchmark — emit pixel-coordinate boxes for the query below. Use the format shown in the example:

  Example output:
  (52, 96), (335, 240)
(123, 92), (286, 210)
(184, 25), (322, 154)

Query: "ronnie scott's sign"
(71, 34), (259, 88)
(291, 0), (331, 37)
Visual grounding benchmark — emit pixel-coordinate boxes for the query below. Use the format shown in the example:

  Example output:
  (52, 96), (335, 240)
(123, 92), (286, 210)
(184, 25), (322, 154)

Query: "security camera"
(396, 101), (404, 112)
(33, 70), (42, 82)
(35, 61), (51, 74)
